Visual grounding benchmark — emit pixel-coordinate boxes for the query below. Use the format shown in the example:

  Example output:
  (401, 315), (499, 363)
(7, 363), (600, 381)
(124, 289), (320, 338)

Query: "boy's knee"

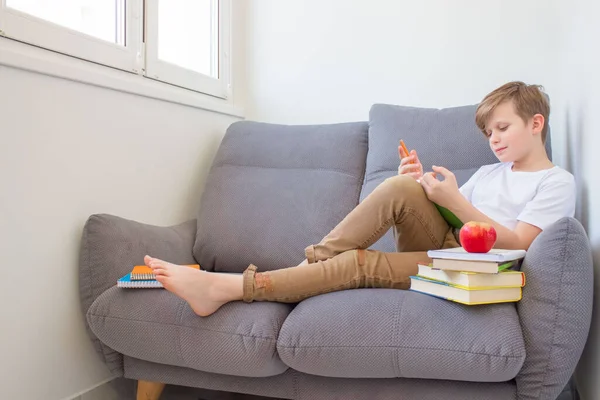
(329, 249), (367, 267)
(381, 175), (423, 197)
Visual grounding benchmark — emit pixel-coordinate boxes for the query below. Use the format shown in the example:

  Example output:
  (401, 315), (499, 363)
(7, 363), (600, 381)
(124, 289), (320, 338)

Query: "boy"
(144, 81), (576, 318)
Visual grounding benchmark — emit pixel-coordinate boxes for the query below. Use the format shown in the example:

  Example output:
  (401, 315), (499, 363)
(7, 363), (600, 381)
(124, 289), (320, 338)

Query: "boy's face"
(484, 100), (542, 163)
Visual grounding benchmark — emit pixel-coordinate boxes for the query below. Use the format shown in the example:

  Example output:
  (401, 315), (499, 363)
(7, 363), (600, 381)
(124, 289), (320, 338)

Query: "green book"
(434, 203), (463, 229)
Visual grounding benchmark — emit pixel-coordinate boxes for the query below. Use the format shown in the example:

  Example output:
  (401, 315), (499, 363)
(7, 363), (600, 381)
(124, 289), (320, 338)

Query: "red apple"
(459, 221), (497, 253)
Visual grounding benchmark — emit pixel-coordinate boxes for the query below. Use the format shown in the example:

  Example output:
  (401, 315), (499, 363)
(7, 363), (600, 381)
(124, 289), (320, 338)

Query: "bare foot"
(143, 255), (242, 317)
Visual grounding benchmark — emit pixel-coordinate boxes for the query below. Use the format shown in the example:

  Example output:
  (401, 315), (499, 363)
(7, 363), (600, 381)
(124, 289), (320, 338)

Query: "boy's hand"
(420, 166), (460, 207)
(398, 146), (423, 181)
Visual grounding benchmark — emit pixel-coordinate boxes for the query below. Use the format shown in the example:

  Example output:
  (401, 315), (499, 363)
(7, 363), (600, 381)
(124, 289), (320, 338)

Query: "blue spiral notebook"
(117, 273), (163, 289)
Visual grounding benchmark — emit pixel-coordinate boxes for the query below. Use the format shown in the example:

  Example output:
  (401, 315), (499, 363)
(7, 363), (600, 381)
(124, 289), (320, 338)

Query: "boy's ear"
(531, 114), (545, 135)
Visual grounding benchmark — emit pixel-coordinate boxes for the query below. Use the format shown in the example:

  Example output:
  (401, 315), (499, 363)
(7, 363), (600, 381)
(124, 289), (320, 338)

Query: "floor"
(78, 378), (285, 400)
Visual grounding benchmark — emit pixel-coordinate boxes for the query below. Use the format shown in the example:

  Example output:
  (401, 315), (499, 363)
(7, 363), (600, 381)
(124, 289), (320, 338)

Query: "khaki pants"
(242, 175), (459, 303)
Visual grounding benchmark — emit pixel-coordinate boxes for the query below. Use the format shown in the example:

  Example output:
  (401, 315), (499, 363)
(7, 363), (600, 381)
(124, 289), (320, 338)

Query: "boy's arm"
(421, 166), (542, 250)
(450, 195), (542, 250)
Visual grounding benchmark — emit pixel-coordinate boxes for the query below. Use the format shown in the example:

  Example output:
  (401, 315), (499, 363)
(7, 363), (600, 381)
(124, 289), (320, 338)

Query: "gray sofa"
(80, 103), (594, 400)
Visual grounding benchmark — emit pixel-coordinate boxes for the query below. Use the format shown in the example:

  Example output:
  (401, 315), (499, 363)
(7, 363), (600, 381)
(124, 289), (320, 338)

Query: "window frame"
(0, 0), (143, 73)
(0, 0), (232, 100)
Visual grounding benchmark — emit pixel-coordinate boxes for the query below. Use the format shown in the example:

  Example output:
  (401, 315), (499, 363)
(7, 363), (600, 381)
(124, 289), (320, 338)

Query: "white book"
(430, 258), (518, 274)
(427, 247), (526, 263)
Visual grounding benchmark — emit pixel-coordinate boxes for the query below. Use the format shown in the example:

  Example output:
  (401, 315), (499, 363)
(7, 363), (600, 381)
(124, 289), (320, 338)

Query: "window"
(146, 0), (229, 96)
(6, 0), (126, 44)
(0, 0), (231, 99)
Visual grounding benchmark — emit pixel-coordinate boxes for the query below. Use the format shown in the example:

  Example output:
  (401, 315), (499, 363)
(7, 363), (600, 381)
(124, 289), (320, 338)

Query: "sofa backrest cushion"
(362, 103), (552, 252)
(194, 121), (369, 273)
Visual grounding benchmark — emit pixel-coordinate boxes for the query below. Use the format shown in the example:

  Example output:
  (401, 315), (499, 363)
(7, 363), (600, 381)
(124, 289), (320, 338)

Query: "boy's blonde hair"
(475, 81), (550, 143)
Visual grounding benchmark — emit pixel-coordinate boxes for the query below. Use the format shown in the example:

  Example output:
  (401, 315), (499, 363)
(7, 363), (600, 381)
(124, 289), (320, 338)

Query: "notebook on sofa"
(117, 264), (200, 288)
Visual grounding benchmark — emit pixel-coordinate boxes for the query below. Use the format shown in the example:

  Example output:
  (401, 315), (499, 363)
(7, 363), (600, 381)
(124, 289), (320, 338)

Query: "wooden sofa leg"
(136, 380), (165, 400)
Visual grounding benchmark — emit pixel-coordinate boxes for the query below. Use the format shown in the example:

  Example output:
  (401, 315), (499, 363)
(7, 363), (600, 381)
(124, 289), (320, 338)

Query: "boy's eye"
(499, 126), (508, 131)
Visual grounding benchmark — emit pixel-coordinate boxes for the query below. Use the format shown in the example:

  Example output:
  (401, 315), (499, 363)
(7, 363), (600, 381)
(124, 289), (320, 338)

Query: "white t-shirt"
(459, 162), (576, 230)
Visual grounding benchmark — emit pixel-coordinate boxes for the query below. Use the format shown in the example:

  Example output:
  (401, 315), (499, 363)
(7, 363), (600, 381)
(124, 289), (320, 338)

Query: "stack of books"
(117, 264), (200, 288)
(409, 247), (526, 305)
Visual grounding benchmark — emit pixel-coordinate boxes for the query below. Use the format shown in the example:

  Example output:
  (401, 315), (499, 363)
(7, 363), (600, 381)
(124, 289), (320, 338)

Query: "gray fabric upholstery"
(363, 103), (552, 252)
(293, 373), (516, 400)
(79, 214), (197, 375)
(194, 121), (368, 273)
(125, 356), (517, 400)
(124, 357), (298, 399)
(88, 287), (292, 377)
(277, 288), (525, 381)
(367, 103), (498, 176)
(515, 217), (593, 400)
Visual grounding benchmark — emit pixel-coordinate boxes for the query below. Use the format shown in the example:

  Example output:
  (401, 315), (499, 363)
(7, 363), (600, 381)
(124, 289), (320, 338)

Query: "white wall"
(245, 0), (599, 398)
(246, 0), (559, 128)
(0, 3), (246, 398)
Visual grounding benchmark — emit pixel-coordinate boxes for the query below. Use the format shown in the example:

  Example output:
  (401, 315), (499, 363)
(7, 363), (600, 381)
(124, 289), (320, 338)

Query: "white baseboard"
(62, 377), (118, 400)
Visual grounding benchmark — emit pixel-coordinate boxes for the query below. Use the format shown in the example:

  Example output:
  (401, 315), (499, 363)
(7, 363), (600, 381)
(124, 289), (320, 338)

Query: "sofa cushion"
(515, 217), (594, 399)
(194, 121), (369, 273)
(364, 103), (552, 252)
(277, 288), (525, 381)
(79, 214), (199, 376)
(87, 286), (292, 377)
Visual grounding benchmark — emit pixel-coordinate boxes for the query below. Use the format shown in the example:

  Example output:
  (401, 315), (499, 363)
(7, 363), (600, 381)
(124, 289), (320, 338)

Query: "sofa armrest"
(515, 217), (593, 400)
(78, 213), (197, 375)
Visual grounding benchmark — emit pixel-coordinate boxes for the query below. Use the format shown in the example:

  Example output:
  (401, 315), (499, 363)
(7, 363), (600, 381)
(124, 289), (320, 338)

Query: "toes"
(144, 255), (172, 269)
(153, 267), (168, 276)
(156, 275), (167, 284)
(149, 258), (170, 269)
